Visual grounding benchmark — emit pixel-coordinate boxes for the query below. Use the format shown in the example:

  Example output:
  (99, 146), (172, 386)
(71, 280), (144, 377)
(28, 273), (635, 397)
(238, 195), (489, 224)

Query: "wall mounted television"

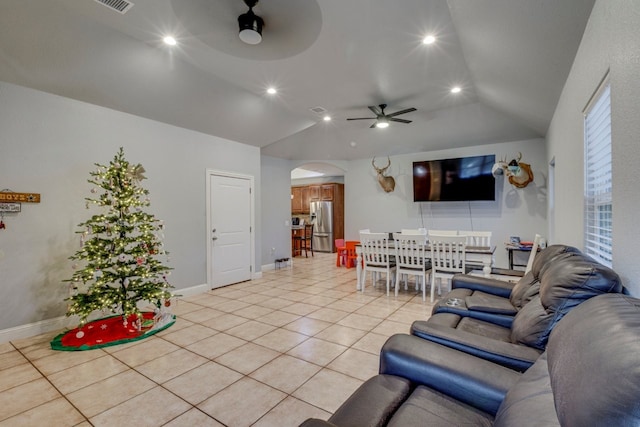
(413, 155), (496, 202)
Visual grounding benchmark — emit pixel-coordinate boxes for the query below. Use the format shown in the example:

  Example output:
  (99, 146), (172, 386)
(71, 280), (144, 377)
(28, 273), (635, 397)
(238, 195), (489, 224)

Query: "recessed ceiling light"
(163, 36), (177, 46)
(422, 35), (436, 45)
(350, 141), (357, 147)
(323, 116), (331, 122)
(451, 86), (462, 94)
(266, 87), (277, 95)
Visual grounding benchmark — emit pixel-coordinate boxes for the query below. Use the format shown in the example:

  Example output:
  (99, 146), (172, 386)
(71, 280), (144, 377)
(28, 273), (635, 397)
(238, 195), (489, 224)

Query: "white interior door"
(208, 172), (253, 288)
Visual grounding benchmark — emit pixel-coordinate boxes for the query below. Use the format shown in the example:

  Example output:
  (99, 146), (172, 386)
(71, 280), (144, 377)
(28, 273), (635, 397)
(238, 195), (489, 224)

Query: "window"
(584, 79), (612, 267)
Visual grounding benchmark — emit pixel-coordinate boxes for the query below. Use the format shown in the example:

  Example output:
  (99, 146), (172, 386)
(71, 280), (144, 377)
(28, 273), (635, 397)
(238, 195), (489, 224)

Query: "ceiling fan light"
(376, 118), (390, 128)
(238, 10), (263, 45)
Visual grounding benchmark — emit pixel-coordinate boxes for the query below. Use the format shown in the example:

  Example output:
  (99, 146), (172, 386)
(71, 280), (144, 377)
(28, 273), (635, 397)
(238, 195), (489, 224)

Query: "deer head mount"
(372, 157), (396, 193)
(492, 152), (534, 188)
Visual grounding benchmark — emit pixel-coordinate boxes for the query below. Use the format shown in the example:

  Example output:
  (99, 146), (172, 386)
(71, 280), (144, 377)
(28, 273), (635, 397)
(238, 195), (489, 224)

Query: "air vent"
(309, 106), (327, 114)
(93, 0), (134, 14)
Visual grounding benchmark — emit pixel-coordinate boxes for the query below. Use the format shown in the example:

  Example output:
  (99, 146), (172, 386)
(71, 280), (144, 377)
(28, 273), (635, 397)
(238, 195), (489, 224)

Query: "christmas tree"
(65, 147), (174, 330)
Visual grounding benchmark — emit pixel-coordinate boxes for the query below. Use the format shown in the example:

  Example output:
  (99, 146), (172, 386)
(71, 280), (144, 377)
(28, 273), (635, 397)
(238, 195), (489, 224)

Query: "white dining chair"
(359, 231), (396, 296)
(524, 234), (542, 274)
(427, 229), (458, 236)
(393, 232), (431, 301)
(458, 231), (492, 247)
(400, 228), (427, 235)
(459, 231), (491, 269)
(428, 233), (467, 303)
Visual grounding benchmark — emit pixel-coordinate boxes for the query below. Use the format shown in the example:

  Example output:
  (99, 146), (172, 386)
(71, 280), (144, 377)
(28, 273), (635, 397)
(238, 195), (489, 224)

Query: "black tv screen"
(413, 155), (496, 201)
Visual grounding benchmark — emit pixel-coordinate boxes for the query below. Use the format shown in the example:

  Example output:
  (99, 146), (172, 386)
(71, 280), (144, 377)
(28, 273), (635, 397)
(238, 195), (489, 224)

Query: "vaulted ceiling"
(0, 0), (594, 161)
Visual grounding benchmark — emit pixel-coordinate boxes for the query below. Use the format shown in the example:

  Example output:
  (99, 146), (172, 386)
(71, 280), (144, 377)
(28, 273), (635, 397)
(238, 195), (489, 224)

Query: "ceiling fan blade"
(390, 118), (412, 124)
(347, 117), (376, 121)
(368, 105), (382, 116)
(386, 107), (417, 118)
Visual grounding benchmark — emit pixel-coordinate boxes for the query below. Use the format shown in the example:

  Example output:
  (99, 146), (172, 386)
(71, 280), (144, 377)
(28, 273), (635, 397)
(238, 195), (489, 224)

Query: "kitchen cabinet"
(291, 186), (309, 214)
(301, 187), (310, 212)
(307, 184), (336, 201)
(308, 185), (320, 201)
(321, 184), (334, 200)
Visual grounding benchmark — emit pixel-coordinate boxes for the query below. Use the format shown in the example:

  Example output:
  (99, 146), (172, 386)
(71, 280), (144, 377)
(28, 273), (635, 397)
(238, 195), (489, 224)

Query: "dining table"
(355, 243), (495, 291)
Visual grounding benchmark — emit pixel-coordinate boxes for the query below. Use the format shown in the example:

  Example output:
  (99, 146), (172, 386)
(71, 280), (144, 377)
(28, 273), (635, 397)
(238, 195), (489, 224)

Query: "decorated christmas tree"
(52, 148), (175, 350)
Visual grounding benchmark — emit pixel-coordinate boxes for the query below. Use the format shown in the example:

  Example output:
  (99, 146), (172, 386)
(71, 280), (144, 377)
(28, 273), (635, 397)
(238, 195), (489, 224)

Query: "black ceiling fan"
(346, 104), (417, 128)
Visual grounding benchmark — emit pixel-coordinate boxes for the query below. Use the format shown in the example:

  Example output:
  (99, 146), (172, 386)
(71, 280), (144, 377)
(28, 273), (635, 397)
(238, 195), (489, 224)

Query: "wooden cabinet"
(291, 187), (302, 213)
(291, 186), (310, 214)
(307, 184), (337, 202)
(321, 184), (334, 201)
(301, 187), (309, 213)
(308, 185), (320, 201)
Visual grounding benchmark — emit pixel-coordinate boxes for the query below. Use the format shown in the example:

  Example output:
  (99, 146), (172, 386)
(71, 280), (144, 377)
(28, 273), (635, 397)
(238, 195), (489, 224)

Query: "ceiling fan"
(346, 104), (417, 128)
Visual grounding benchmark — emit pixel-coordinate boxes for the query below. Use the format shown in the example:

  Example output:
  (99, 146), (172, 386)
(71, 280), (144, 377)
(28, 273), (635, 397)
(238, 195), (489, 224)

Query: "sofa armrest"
(379, 334), (521, 415)
(452, 274), (515, 298)
(411, 321), (543, 371)
(490, 267), (525, 277)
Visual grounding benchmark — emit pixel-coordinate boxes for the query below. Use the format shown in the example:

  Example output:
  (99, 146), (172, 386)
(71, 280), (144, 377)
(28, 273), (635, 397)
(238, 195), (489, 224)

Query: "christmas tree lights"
(65, 147), (174, 328)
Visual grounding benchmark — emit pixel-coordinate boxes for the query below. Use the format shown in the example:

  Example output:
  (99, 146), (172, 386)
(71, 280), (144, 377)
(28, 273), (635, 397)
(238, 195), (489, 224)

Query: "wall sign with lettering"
(0, 192), (40, 203)
(0, 190), (40, 230)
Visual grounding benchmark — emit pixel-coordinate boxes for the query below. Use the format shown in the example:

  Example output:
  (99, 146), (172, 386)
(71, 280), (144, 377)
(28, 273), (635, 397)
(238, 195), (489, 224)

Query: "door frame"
(206, 169), (256, 288)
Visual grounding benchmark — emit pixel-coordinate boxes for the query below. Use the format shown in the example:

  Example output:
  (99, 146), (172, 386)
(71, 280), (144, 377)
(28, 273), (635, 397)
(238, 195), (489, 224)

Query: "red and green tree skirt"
(53, 147), (176, 350)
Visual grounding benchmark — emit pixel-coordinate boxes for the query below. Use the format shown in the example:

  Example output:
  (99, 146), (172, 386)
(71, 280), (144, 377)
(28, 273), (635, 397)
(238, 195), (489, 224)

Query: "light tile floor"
(0, 253), (437, 426)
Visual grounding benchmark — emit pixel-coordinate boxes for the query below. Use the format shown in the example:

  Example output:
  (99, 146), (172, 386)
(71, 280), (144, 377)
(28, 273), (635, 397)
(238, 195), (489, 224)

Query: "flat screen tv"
(413, 155), (496, 202)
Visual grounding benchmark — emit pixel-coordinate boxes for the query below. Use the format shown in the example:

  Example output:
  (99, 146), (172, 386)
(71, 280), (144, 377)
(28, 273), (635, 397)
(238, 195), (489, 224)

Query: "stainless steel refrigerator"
(310, 201), (333, 252)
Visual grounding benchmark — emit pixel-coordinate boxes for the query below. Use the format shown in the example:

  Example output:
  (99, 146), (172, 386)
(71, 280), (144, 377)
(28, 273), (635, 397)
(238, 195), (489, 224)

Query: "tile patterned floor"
(0, 253), (436, 426)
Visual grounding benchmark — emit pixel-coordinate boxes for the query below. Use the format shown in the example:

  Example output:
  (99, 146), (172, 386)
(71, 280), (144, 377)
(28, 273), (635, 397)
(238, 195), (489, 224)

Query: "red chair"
(344, 241), (360, 268)
(335, 239), (346, 267)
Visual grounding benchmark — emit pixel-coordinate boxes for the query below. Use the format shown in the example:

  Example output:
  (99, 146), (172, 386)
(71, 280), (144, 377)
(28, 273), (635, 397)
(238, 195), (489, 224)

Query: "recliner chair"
(411, 249), (623, 371)
(431, 245), (581, 328)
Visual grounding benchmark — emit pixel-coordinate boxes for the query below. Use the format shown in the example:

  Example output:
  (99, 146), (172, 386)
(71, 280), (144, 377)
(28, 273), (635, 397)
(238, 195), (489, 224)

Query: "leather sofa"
(300, 293), (640, 426)
(410, 245), (623, 370)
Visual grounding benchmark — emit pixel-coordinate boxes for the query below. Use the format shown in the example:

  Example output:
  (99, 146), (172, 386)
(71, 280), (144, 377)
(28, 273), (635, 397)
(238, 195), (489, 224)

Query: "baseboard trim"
(0, 283), (211, 344)
(0, 316), (70, 345)
(262, 259), (293, 272)
(176, 283), (210, 298)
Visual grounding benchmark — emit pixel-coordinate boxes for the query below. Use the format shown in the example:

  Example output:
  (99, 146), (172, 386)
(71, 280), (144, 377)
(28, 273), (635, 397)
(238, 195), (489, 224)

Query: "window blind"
(584, 82), (612, 267)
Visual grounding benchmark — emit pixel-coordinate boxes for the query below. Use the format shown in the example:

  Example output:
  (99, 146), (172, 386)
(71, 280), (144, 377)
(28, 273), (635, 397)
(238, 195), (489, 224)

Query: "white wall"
(260, 155), (293, 268)
(291, 176), (345, 186)
(547, 0), (640, 295)
(0, 82), (261, 330)
(344, 139), (547, 269)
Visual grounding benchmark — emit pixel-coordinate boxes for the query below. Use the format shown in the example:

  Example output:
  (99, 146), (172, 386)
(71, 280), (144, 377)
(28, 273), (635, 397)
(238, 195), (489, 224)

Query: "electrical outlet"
(285, 220), (290, 227)
(271, 247), (276, 253)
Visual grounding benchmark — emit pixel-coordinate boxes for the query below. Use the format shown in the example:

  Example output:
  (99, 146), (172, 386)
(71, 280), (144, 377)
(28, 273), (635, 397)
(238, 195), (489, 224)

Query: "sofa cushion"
(507, 271), (538, 310)
(510, 251), (622, 349)
(493, 353), (559, 426)
(327, 374), (412, 427)
(508, 245), (580, 310)
(547, 294), (640, 426)
(464, 291), (517, 315)
(456, 317), (512, 342)
(387, 385), (493, 427)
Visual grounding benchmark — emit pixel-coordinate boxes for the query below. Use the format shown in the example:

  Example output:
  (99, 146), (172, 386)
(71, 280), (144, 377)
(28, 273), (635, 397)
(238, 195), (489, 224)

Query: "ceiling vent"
(309, 106), (327, 115)
(93, 0), (134, 14)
